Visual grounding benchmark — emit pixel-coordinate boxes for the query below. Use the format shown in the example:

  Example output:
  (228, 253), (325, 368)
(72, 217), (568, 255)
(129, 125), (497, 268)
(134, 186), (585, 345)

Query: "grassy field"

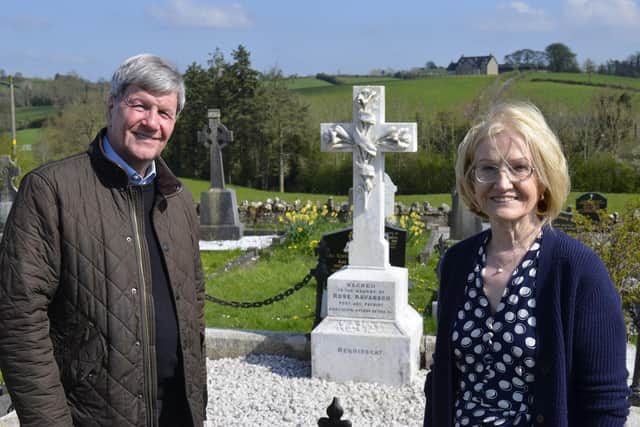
(504, 71), (640, 110)
(529, 72), (640, 90)
(15, 105), (57, 128)
(294, 75), (498, 124)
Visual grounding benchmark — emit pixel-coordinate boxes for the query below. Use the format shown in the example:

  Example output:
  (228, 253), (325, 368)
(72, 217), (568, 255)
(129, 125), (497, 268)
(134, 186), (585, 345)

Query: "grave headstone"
(314, 224), (407, 322)
(311, 86), (422, 386)
(197, 109), (244, 240)
(0, 155), (20, 237)
(449, 187), (483, 240)
(384, 173), (396, 221)
(576, 192), (607, 221)
(552, 210), (577, 233)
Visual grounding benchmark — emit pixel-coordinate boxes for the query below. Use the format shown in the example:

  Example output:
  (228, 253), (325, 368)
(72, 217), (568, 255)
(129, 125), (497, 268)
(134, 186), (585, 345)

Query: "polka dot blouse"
(451, 231), (542, 427)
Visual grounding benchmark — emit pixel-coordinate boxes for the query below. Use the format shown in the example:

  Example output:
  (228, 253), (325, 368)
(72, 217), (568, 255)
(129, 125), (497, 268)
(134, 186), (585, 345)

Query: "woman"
(424, 102), (630, 426)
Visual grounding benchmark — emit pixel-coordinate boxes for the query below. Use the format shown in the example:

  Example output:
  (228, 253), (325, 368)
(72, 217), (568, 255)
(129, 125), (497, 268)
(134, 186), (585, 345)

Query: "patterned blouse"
(451, 231), (542, 427)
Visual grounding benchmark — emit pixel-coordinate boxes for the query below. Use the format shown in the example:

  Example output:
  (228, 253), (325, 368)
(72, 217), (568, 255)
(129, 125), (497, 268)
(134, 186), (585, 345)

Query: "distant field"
(295, 75), (497, 124)
(285, 77), (333, 90)
(335, 76), (398, 85)
(15, 105), (57, 128)
(505, 71), (640, 110)
(16, 128), (41, 145)
(529, 72), (640, 90)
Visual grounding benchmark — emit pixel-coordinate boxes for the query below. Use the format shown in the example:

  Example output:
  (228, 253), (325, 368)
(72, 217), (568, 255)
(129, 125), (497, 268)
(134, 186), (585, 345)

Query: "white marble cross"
(321, 86), (417, 268)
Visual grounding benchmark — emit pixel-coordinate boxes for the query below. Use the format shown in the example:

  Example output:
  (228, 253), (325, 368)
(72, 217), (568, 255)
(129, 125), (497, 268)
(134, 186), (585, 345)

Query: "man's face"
(106, 85), (178, 175)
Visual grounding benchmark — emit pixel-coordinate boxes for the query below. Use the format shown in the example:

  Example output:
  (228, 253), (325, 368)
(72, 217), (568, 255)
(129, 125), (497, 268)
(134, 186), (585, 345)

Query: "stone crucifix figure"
(321, 86), (417, 268)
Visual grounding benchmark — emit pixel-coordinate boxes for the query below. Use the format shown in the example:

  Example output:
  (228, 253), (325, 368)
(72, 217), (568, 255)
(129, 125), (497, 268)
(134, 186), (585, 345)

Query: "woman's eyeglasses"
(473, 162), (535, 183)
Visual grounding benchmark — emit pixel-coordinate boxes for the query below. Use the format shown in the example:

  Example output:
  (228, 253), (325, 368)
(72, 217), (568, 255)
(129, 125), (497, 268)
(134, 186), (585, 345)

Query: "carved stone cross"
(197, 109), (234, 189)
(0, 155), (20, 203)
(321, 86), (416, 268)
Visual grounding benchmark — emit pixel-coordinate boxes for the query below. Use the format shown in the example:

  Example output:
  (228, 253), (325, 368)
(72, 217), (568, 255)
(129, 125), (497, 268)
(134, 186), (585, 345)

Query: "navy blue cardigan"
(424, 226), (630, 426)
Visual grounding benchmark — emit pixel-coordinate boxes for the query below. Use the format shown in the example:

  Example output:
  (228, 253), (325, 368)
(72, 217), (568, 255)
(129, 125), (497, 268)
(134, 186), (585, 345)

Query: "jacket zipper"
(129, 188), (158, 427)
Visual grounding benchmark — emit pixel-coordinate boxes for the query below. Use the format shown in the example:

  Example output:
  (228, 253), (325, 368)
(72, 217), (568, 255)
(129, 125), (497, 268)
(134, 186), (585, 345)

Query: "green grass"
(15, 105), (57, 128)
(285, 77), (334, 90)
(529, 72), (640, 91)
(15, 128), (41, 145)
(203, 225), (438, 334)
(334, 76), (399, 85)
(294, 75), (498, 124)
(505, 71), (640, 110)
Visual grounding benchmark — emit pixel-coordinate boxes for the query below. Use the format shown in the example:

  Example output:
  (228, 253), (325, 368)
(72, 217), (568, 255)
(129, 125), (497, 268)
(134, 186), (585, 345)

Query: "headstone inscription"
(576, 192), (607, 221)
(0, 155), (20, 236)
(197, 109), (244, 240)
(313, 224), (407, 323)
(311, 86), (423, 386)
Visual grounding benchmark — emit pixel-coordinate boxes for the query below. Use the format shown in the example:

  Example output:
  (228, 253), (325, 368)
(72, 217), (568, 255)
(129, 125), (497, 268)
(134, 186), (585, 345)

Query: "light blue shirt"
(102, 135), (156, 185)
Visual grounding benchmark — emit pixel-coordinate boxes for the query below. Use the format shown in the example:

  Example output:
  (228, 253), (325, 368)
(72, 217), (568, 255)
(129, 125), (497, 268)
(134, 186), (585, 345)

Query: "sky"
(1, 0), (640, 82)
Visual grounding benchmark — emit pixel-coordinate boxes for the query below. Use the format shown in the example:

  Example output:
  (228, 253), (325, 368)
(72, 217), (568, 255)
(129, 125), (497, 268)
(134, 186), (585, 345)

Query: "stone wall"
(199, 197), (451, 228)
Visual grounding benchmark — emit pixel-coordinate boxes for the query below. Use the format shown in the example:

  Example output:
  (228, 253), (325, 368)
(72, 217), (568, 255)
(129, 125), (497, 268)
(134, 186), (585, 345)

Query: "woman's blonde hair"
(455, 101), (570, 223)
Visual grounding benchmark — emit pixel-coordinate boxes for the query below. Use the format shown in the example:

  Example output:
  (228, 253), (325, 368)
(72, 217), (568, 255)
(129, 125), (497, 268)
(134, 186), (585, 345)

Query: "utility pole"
(0, 76), (17, 161)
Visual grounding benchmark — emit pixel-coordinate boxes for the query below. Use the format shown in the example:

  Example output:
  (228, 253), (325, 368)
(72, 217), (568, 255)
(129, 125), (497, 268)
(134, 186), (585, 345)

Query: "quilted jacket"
(0, 129), (206, 427)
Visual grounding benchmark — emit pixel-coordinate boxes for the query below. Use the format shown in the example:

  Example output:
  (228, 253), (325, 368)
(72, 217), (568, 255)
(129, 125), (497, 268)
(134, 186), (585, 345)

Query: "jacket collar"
(88, 128), (183, 197)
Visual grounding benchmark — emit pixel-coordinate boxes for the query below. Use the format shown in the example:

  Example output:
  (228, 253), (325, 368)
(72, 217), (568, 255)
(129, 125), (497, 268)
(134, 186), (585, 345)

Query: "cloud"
(564, 0), (640, 27)
(148, 0), (252, 29)
(479, 1), (554, 32)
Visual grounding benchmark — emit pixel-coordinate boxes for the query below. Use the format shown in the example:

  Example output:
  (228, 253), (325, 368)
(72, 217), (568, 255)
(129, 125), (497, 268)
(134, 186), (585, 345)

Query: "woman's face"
(472, 129), (544, 226)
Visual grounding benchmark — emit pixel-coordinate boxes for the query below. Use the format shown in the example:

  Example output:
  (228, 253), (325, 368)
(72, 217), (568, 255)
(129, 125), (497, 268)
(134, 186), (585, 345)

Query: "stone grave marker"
(197, 109), (244, 240)
(552, 209), (577, 233)
(384, 173), (397, 222)
(576, 192), (607, 221)
(311, 86), (422, 386)
(449, 187), (483, 240)
(313, 224), (407, 322)
(0, 155), (20, 236)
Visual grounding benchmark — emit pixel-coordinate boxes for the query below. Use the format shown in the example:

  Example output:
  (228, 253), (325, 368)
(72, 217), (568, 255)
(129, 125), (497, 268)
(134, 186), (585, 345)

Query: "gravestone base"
(311, 266), (422, 386)
(199, 188), (244, 241)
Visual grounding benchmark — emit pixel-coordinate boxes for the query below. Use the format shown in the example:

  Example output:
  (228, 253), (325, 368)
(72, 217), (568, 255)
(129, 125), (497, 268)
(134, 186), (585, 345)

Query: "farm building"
(448, 55), (499, 75)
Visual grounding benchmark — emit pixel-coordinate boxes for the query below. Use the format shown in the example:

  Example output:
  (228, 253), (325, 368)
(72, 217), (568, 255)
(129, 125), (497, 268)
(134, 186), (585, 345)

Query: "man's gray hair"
(110, 53), (186, 114)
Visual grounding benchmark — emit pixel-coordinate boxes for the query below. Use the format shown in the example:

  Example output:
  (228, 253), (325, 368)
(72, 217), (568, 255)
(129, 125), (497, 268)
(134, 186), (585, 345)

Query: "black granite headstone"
(576, 192), (607, 221)
(312, 223), (407, 325)
(552, 210), (577, 233)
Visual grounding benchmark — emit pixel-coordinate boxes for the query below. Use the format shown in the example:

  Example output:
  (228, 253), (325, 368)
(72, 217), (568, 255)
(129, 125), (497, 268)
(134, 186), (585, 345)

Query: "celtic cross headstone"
(197, 109), (244, 240)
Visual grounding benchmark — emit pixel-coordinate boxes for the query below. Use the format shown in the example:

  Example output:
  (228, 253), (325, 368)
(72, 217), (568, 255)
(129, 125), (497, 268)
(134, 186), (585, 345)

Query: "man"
(0, 54), (206, 426)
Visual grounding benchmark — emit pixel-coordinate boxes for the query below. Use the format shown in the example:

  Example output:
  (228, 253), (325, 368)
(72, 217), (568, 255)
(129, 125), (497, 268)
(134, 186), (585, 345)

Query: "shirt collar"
(102, 135), (156, 185)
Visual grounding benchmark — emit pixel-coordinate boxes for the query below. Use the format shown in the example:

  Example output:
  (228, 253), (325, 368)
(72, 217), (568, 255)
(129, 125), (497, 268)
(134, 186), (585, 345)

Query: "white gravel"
(204, 346), (640, 427)
(205, 354), (427, 427)
(199, 236), (279, 251)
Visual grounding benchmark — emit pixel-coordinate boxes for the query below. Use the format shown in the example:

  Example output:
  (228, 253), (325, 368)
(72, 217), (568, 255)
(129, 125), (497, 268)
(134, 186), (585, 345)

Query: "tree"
(574, 203), (640, 401)
(583, 58), (596, 82)
(545, 43), (579, 73)
(38, 93), (105, 163)
(255, 67), (311, 192)
(504, 48), (548, 69)
(164, 62), (214, 178)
